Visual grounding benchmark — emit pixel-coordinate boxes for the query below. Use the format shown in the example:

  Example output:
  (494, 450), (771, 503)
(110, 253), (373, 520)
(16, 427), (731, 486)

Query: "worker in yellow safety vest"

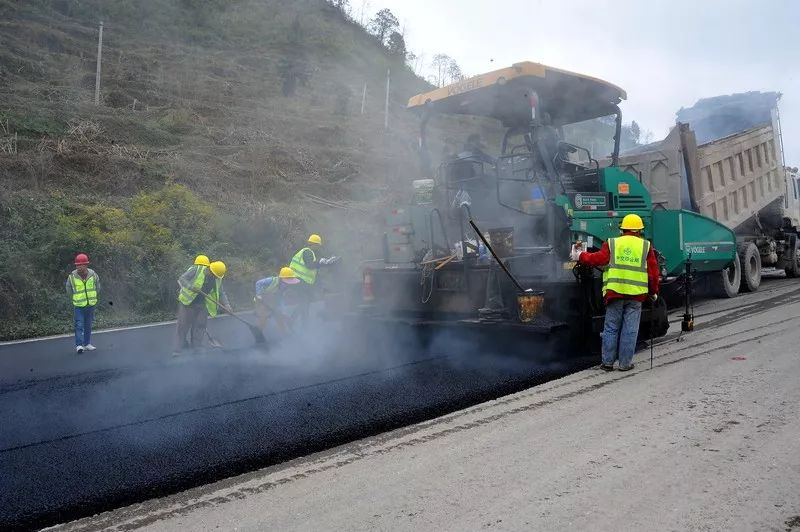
(189, 254), (210, 276)
(173, 254), (211, 351)
(288, 234), (339, 324)
(571, 214), (660, 372)
(254, 266), (301, 332)
(174, 259), (229, 355)
(66, 253), (100, 354)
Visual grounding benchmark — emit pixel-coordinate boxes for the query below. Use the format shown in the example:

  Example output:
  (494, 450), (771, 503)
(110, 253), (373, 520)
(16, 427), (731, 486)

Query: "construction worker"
(191, 254), (211, 274)
(66, 253), (100, 354)
(173, 255), (211, 351)
(254, 266), (300, 331)
(174, 259), (230, 355)
(289, 234), (339, 323)
(460, 133), (496, 165)
(570, 213), (660, 371)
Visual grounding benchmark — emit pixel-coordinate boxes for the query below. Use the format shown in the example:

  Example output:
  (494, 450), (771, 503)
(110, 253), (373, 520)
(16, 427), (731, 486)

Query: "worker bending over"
(289, 234), (339, 324)
(254, 266), (300, 332)
(66, 253), (100, 354)
(174, 258), (229, 355)
(187, 254), (210, 278)
(174, 254), (211, 351)
(571, 214), (660, 371)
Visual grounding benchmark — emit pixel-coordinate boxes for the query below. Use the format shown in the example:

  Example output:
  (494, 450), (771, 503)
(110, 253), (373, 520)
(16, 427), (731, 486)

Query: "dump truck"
(358, 61), (739, 351)
(617, 92), (799, 297)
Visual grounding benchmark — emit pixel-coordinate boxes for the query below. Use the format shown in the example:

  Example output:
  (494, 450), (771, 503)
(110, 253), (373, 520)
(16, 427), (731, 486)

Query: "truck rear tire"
(712, 252), (741, 298)
(785, 241), (800, 278)
(738, 242), (761, 292)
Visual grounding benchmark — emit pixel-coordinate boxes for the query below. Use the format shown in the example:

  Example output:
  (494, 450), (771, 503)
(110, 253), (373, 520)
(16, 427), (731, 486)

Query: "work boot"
(84, 344), (96, 351)
(76, 345), (84, 354)
(618, 364), (635, 371)
(599, 364), (614, 371)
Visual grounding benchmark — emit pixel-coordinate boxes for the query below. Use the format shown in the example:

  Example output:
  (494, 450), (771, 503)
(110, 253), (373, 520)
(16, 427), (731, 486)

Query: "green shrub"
(0, 110), (66, 138)
(154, 109), (194, 135)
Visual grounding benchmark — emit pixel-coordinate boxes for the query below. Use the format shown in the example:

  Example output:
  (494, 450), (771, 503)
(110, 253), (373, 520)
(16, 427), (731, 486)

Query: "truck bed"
(693, 122), (785, 231)
(615, 110), (786, 232)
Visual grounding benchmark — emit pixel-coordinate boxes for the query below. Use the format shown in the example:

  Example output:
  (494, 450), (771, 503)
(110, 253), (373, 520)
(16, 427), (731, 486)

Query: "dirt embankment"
(0, 0), (432, 337)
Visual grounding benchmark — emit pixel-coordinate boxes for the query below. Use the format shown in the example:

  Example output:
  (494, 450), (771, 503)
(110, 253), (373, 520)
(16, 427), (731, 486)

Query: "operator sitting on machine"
(458, 133), (496, 166)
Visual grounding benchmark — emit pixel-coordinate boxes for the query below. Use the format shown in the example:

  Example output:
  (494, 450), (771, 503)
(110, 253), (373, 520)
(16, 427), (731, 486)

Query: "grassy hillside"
(0, 0), (432, 339)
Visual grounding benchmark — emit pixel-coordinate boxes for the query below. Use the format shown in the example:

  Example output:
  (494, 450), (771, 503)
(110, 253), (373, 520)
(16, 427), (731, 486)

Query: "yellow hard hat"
(279, 266), (300, 284)
(620, 214), (645, 231)
(194, 254), (210, 267)
(308, 234), (322, 245)
(209, 260), (227, 278)
(279, 266), (296, 279)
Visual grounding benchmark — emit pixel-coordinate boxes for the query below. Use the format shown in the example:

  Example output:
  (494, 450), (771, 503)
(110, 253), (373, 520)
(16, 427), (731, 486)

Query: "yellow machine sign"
(447, 77), (484, 97)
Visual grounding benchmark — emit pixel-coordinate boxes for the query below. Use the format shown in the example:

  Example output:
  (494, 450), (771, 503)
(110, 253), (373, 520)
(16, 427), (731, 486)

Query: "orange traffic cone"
(362, 269), (375, 303)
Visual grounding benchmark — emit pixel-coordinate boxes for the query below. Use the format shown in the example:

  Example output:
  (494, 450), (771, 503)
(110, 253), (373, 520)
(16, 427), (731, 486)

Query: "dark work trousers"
(292, 282), (316, 326)
(73, 305), (95, 347)
(174, 303), (208, 352)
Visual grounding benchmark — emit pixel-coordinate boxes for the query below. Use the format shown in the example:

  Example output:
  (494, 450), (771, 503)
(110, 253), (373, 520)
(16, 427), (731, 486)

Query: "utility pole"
(94, 21), (104, 106)
(360, 82), (367, 115)
(384, 68), (390, 130)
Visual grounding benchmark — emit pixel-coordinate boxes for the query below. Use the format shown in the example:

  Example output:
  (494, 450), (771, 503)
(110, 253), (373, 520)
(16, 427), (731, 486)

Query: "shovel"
(205, 330), (224, 349)
(196, 289), (267, 345)
(258, 299), (291, 335)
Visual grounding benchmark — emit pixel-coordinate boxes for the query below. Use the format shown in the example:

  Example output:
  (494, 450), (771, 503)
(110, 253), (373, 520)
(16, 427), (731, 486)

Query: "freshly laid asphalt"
(66, 277), (800, 532)
(0, 315), (592, 530)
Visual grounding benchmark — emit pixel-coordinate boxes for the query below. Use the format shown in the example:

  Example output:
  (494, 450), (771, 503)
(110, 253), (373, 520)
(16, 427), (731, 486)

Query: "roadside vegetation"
(0, 0), (432, 339)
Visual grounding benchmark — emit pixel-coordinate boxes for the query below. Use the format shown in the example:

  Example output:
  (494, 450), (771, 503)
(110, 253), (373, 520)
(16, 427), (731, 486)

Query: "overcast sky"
(366, 0), (799, 164)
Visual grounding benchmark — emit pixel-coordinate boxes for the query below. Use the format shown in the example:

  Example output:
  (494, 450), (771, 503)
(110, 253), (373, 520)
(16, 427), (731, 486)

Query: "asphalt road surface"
(0, 313), (591, 530)
(56, 277), (800, 532)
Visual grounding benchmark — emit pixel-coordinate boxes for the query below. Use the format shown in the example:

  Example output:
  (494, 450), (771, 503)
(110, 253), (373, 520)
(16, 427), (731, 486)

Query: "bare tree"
(447, 59), (464, 83)
(410, 51), (425, 76)
(431, 53), (452, 87)
(629, 120), (641, 144)
(369, 8), (399, 44)
(359, 0), (370, 25)
(405, 51), (417, 71)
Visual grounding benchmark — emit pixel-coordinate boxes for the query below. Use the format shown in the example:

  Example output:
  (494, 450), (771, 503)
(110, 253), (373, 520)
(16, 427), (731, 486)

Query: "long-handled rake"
(196, 289), (266, 345)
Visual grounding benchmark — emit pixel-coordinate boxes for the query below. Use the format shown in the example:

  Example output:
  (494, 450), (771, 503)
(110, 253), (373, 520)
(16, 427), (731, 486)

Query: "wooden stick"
(434, 255), (457, 270)
(419, 254), (456, 266)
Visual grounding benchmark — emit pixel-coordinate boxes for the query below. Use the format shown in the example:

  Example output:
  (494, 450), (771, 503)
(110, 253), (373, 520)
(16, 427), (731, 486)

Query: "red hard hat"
(74, 253), (90, 266)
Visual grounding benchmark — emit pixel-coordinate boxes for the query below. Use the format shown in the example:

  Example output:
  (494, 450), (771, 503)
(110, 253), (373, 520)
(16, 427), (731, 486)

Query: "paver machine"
(360, 62), (737, 353)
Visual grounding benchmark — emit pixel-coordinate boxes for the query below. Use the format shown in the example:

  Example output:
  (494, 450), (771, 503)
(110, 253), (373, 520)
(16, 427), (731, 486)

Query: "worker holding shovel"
(174, 259), (230, 356)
